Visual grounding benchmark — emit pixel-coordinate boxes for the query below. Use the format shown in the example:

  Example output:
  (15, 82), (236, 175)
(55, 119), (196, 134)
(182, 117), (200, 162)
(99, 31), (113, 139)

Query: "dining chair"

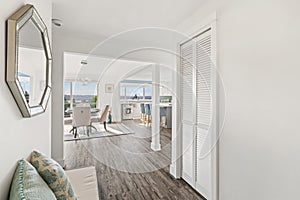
(72, 106), (93, 138)
(144, 103), (152, 127)
(140, 103), (146, 123)
(160, 107), (167, 128)
(94, 105), (110, 131)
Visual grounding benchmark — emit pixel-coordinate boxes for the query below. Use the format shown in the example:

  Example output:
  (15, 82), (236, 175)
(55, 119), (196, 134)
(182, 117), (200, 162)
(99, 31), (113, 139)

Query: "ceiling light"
(81, 60), (88, 65)
(52, 19), (63, 27)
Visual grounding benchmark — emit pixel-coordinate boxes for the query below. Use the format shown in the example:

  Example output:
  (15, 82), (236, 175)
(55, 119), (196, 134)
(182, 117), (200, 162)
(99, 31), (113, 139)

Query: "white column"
(51, 41), (64, 166)
(151, 64), (161, 151)
(96, 82), (101, 109)
(112, 83), (121, 122)
(70, 81), (73, 109)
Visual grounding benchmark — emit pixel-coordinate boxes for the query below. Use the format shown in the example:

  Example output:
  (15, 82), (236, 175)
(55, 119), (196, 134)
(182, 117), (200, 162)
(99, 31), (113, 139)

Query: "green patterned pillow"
(9, 159), (56, 200)
(30, 150), (77, 200)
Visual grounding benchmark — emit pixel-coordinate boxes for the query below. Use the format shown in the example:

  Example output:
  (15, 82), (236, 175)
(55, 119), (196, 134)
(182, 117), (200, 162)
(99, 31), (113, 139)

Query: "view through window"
(64, 81), (97, 117)
(120, 84), (152, 100)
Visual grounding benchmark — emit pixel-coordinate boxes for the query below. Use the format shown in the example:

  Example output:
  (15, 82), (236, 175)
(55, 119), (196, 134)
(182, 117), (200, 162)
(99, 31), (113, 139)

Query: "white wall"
(125, 65), (174, 96)
(98, 59), (151, 121)
(0, 0), (52, 199)
(51, 32), (103, 165)
(177, 0), (300, 199)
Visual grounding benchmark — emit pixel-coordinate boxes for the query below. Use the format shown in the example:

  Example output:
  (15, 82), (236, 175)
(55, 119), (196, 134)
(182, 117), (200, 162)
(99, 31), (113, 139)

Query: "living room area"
(60, 47), (181, 199)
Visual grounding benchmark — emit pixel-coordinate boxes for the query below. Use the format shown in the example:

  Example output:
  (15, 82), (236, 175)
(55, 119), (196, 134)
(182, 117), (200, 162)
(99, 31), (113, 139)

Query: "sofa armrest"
(65, 167), (99, 200)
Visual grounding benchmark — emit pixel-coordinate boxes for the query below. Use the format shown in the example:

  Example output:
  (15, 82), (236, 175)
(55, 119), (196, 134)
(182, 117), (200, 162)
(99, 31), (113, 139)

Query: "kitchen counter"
(159, 103), (172, 107)
(121, 101), (172, 106)
(120, 101), (172, 128)
(120, 100), (152, 104)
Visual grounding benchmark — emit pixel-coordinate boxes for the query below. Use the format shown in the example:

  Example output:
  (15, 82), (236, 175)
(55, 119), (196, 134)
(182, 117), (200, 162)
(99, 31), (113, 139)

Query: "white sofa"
(9, 152), (99, 200)
(66, 167), (99, 200)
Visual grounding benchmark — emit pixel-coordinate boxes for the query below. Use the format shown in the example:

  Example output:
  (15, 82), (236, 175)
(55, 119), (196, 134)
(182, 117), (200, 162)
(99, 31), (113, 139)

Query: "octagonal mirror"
(6, 4), (52, 117)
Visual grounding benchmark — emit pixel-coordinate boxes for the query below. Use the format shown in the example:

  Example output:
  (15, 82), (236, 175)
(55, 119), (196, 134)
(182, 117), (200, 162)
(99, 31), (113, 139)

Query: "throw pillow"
(9, 159), (56, 200)
(30, 150), (77, 200)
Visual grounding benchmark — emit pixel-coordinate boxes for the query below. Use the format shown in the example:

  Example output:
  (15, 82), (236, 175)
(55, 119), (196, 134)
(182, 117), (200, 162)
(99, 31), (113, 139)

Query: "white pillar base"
(170, 163), (181, 179)
(151, 142), (161, 151)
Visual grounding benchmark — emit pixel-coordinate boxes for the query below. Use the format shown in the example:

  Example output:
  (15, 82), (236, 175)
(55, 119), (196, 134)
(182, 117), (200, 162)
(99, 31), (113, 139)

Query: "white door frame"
(170, 12), (218, 200)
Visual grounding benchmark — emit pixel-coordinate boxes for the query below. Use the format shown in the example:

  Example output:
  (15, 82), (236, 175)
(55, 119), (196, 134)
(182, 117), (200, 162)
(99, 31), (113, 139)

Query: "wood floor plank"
(64, 120), (204, 200)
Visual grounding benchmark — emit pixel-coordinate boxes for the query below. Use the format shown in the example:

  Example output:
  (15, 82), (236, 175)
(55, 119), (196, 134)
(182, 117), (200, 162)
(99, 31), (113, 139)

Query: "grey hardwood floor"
(64, 120), (204, 200)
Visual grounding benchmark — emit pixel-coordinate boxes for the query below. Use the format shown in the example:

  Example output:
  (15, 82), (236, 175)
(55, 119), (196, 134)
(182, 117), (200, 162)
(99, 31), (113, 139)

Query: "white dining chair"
(94, 105), (110, 132)
(72, 106), (93, 138)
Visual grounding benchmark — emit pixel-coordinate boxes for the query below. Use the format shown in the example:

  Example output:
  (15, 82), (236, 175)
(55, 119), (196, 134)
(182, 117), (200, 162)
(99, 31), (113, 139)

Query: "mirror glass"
(17, 19), (46, 107)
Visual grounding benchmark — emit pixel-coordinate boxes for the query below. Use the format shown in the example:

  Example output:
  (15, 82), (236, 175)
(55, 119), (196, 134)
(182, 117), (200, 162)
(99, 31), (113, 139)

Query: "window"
(72, 82), (97, 107)
(126, 86), (143, 99)
(64, 82), (71, 112)
(144, 87), (152, 99)
(18, 72), (31, 97)
(120, 86), (126, 100)
(120, 84), (152, 100)
(64, 81), (98, 116)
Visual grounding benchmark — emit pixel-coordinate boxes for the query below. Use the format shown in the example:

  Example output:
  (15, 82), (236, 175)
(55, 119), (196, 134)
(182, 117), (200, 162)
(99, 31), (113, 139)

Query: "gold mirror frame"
(6, 4), (52, 117)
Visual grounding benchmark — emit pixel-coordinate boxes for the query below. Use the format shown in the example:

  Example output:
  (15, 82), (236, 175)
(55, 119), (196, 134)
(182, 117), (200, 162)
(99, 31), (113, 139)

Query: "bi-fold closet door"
(180, 28), (215, 199)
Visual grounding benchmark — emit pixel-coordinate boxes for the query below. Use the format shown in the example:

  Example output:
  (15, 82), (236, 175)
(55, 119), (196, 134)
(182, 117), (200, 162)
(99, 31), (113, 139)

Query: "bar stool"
(145, 103), (152, 127)
(140, 103), (146, 123)
(160, 107), (167, 128)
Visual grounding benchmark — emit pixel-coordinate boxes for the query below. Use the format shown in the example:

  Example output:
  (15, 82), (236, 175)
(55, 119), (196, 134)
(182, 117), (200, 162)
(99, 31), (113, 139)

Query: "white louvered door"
(180, 28), (215, 199)
(195, 30), (214, 198)
(180, 40), (196, 186)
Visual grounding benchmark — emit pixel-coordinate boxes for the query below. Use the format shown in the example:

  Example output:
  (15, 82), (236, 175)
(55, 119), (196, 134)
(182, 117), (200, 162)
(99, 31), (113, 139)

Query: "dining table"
(65, 108), (101, 135)
(64, 108), (101, 115)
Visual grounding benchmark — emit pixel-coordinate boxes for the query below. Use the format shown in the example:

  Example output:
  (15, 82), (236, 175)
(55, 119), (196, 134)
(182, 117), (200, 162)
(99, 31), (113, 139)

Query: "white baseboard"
(170, 164), (181, 179)
(182, 172), (193, 187)
(196, 182), (209, 200)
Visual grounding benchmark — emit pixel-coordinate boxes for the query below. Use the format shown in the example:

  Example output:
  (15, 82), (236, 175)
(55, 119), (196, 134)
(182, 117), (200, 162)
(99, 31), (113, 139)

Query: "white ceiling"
(52, 0), (205, 39)
(55, 0), (201, 82)
(64, 52), (151, 81)
(64, 52), (173, 83)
